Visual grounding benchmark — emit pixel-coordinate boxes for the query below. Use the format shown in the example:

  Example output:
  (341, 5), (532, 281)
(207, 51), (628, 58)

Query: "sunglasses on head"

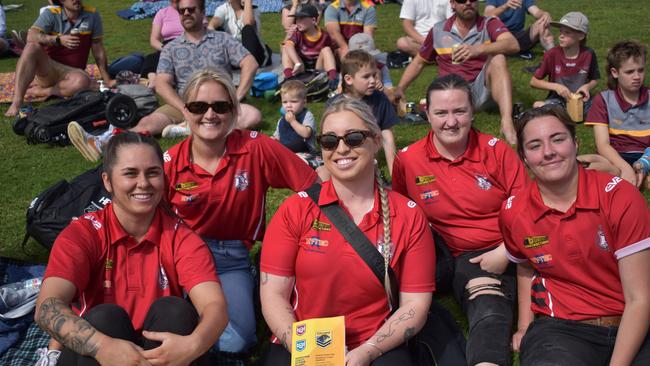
(178, 6), (197, 14)
(454, 0), (478, 3)
(317, 130), (375, 151)
(185, 101), (232, 114)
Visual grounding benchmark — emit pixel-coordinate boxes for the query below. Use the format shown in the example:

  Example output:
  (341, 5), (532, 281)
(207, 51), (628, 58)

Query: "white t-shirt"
(399, 0), (452, 37)
(213, 2), (263, 42)
(0, 6), (6, 36)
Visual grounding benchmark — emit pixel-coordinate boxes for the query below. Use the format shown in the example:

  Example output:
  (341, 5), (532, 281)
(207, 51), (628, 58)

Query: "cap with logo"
(289, 4), (319, 18)
(550, 12), (589, 34)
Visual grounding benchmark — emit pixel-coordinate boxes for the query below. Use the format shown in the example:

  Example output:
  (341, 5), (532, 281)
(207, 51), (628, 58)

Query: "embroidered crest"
(311, 220), (331, 231)
(415, 175), (436, 185)
(234, 171), (249, 191)
(475, 174), (492, 190)
(524, 236), (549, 249)
(596, 225), (610, 251)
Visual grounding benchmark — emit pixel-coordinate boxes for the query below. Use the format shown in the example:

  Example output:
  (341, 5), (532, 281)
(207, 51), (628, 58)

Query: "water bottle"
(632, 147), (650, 175)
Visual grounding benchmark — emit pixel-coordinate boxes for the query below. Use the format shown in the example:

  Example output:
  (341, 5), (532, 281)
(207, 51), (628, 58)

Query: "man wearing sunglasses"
(392, 0), (520, 145)
(136, 0), (261, 136)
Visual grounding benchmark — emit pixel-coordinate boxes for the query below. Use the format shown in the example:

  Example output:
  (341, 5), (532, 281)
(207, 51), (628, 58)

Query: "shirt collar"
(106, 204), (163, 247)
(528, 167), (598, 222)
(316, 180), (396, 219)
(339, 0), (361, 13)
(180, 29), (215, 44)
(446, 15), (486, 36)
(614, 86), (649, 112)
(425, 128), (481, 163)
(175, 130), (249, 173)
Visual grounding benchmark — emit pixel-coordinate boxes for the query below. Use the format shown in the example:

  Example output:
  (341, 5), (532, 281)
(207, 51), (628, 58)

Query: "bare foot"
(25, 84), (51, 98)
(4, 103), (19, 117)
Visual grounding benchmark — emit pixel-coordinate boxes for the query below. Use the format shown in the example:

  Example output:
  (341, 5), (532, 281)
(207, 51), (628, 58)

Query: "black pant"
(521, 316), (650, 366)
(59, 296), (211, 366)
(261, 342), (413, 366)
(241, 25), (272, 67)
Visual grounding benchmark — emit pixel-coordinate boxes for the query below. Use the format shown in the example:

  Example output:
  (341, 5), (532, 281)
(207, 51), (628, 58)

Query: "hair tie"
(111, 128), (151, 138)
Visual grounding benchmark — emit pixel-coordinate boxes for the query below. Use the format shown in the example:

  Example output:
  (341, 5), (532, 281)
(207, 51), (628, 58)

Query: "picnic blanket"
(117, 0), (284, 20)
(0, 64), (102, 104)
(0, 258), (48, 364)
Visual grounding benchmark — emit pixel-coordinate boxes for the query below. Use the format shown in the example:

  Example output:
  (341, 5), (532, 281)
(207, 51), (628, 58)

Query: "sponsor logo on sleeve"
(250, 131), (258, 138)
(415, 175), (436, 185)
(175, 181), (199, 191)
(605, 176), (622, 192)
(530, 253), (553, 268)
(407, 200), (417, 208)
(163, 151), (171, 162)
(488, 137), (498, 146)
(311, 220), (331, 231)
(505, 195), (515, 209)
(524, 236), (549, 249)
(419, 189), (439, 203)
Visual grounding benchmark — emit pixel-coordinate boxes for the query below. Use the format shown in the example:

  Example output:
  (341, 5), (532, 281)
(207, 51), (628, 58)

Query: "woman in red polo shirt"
(163, 69), (318, 356)
(36, 131), (227, 366)
(392, 74), (528, 366)
(500, 105), (650, 365)
(260, 98), (435, 366)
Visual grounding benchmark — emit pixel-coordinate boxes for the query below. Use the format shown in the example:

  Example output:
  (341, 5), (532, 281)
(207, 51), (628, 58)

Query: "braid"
(376, 167), (397, 311)
(375, 168), (391, 246)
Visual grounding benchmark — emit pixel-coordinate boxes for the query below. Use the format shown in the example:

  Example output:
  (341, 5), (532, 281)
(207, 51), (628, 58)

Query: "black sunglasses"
(317, 130), (375, 151)
(185, 101), (232, 114)
(454, 0), (478, 3)
(178, 6), (197, 14)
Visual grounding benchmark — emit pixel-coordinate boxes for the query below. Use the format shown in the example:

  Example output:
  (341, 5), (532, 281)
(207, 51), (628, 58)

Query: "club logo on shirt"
(250, 131), (259, 139)
(475, 174), (492, 190)
(159, 266), (169, 290)
(175, 181), (199, 191)
(296, 339), (306, 352)
(83, 214), (102, 230)
(311, 220), (331, 231)
(420, 189), (439, 203)
(524, 236), (549, 249)
(605, 176), (622, 192)
(296, 324), (306, 336)
(530, 253), (553, 267)
(181, 193), (199, 203)
(613, 118), (623, 126)
(488, 137), (499, 146)
(596, 225), (610, 251)
(163, 151), (171, 162)
(234, 171), (249, 191)
(415, 175), (436, 185)
(505, 195), (515, 209)
(316, 330), (333, 348)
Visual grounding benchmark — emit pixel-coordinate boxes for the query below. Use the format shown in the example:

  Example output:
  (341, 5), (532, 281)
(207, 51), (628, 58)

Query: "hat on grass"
(348, 33), (387, 64)
(550, 12), (589, 34)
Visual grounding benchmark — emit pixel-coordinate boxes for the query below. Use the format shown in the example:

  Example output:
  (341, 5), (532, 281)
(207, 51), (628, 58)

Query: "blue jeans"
(206, 239), (257, 353)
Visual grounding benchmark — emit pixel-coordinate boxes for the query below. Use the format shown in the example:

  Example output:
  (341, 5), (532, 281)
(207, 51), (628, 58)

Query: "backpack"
(22, 165), (111, 250)
(115, 84), (159, 119)
(387, 51), (412, 69)
(275, 71), (330, 102)
(250, 72), (279, 97)
(12, 90), (138, 146)
(409, 301), (468, 365)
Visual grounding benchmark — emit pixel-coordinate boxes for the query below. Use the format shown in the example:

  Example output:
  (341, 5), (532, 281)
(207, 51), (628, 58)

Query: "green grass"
(0, 1), (648, 362)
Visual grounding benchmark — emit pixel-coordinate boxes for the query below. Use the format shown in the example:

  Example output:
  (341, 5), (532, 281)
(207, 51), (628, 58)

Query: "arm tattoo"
(37, 298), (99, 358)
(374, 308), (416, 344)
(403, 326), (416, 343)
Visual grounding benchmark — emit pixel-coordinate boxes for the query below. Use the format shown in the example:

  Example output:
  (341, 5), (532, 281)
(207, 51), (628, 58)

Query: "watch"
(55, 35), (61, 45)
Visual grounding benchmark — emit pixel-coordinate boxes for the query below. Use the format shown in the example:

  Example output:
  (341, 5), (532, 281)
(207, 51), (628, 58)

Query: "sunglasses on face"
(454, 0), (478, 3)
(178, 6), (197, 14)
(185, 101), (232, 114)
(317, 130), (375, 151)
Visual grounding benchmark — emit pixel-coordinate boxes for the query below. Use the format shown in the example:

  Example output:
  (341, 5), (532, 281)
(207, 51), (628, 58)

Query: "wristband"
(55, 35), (61, 45)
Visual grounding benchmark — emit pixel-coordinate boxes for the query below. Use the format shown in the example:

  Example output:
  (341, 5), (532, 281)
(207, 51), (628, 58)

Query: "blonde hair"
(182, 69), (240, 132)
(280, 80), (307, 100)
(320, 97), (395, 307)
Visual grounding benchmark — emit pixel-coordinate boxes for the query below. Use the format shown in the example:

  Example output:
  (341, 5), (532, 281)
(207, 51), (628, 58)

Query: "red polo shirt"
(164, 130), (318, 246)
(419, 15), (509, 83)
(44, 204), (218, 331)
(286, 28), (335, 62)
(261, 180), (435, 348)
(392, 129), (528, 256)
(499, 168), (650, 320)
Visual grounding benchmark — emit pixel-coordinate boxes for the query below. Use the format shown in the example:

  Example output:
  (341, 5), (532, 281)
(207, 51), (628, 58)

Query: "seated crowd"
(3, 0), (649, 365)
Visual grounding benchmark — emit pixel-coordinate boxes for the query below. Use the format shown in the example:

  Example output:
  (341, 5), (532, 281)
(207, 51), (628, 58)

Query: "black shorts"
(514, 28), (534, 53)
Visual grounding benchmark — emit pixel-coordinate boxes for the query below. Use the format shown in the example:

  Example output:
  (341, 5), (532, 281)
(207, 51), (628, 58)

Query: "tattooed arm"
(260, 272), (296, 350)
(35, 277), (150, 366)
(345, 292), (431, 366)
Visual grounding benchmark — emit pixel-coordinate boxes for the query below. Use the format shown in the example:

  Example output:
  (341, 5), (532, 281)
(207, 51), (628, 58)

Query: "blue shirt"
(486, 0), (534, 33)
(328, 91), (398, 131)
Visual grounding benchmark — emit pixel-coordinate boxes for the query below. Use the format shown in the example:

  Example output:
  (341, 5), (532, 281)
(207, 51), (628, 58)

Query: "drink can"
(418, 98), (427, 113)
(451, 44), (461, 65)
(406, 102), (416, 114)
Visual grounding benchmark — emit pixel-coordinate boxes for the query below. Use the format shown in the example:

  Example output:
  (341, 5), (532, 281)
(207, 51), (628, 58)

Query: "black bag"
(115, 84), (159, 119)
(387, 51), (412, 69)
(12, 90), (138, 146)
(23, 165), (111, 250)
(433, 230), (455, 295)
(276, 71), (330, 102)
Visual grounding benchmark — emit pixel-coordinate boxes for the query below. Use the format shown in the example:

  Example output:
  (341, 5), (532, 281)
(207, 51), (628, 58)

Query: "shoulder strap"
(304, 183), (396, 288)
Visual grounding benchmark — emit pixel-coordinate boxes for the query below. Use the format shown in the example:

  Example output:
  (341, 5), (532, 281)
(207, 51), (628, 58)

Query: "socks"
(327, 69), (338, 81)
(283, 68), (294, 78)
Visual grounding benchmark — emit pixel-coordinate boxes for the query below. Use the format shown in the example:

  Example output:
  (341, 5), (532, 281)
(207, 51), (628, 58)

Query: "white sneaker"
(161, 121), (190, 138)
(67, 121), (101, 162)
(34, 347), (61, 366)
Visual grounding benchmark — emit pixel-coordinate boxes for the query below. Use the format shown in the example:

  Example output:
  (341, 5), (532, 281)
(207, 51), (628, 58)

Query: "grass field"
(0, 0), (648, 363)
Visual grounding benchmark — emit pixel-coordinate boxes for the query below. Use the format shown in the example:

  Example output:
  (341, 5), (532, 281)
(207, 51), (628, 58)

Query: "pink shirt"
(153, 6), (184, 41)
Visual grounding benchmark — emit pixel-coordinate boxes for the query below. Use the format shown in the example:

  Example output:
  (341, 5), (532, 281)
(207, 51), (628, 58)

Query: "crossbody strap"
(304, 183), (399, 309)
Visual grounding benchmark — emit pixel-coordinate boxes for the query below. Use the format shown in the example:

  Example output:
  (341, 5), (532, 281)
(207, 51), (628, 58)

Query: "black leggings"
(241, 25), (272, 67)
(58, 296), (211, 366)
(261, 342), (414, 366)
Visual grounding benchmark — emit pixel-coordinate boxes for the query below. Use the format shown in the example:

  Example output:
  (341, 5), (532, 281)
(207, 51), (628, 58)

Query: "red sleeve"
(604, 178), (650, 259)
(258, 134), (318, 192)
(585, 93), (609, 125)
(418, 29), (437, 63)
(174, 225), (220, 292)
(486, 17), (509, 41)
(322, 30), (334, 49)
(499, 197), (528, 263)
(397, 201), (436, 293)
(391, 153), (407, 197)
(288, 31), (300, 46)
(44, 219), (99, 298)
(534, 49), (553, 80)
(260, 196), (304, 277)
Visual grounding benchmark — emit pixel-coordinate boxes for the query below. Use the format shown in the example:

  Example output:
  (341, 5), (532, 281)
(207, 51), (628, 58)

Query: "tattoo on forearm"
(37, 298), (99, 358)
(403, 327), (416, 343)
(277, 325), (292, 350)
(374, 309), (416, 344)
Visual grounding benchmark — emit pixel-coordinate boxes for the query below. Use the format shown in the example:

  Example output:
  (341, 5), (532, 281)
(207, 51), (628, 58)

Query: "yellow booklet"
(291, 316), (345, 366)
